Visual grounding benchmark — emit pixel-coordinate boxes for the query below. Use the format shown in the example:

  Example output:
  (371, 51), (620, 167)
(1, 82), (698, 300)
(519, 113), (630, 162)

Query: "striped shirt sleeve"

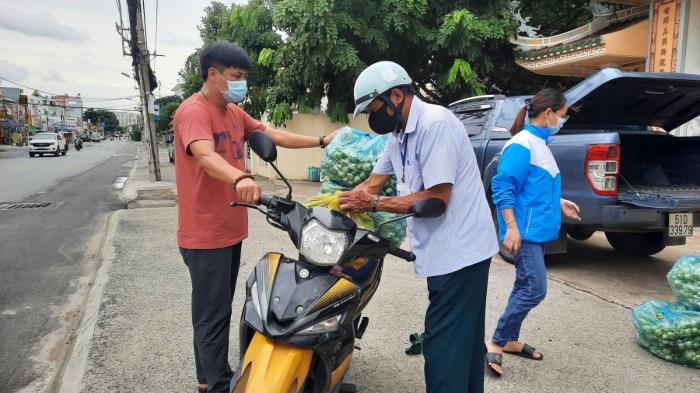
(373, 138), (395, 175)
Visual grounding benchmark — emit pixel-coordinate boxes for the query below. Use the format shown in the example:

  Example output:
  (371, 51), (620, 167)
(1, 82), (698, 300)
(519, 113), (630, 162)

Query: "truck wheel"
(604, 232), (666, 256)
(29, 153), (35, 157)
(568, 227), (594, 241)
(54, 147), (60, 157)
(61, 147), (67, 156)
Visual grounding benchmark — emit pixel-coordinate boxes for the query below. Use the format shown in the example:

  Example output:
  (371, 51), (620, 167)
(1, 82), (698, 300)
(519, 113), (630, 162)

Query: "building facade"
(511, 0), (700, 135)
(112, 110), (141, 128)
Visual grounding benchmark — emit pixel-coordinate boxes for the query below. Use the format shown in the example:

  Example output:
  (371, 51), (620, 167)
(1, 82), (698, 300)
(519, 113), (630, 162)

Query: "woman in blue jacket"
(485, 88), (581, 376)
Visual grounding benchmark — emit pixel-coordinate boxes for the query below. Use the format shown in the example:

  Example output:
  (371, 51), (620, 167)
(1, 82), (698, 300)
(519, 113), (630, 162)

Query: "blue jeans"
(492, 241), (547, 347)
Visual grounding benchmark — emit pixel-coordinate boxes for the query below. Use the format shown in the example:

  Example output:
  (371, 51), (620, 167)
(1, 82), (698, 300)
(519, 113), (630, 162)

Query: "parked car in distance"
(450, 68), (700, 260)
(29, 132), (67, 157)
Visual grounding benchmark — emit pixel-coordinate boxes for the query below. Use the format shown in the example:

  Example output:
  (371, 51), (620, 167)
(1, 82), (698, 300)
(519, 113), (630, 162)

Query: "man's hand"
(339, 189), (374, 213)
(235, 177), (261, 204)
(561, 198), (581, 221)
(323, 129), (340, 146)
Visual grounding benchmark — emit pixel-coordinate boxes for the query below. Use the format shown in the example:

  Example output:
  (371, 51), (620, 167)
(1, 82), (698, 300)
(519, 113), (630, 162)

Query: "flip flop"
(504, 343), (543, 360)
(405, 332), (424, 356)
(484, 352), (503, 378)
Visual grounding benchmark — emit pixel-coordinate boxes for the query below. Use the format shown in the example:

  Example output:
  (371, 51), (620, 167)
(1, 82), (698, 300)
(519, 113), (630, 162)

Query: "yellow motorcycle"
(231, 131), (444, 392)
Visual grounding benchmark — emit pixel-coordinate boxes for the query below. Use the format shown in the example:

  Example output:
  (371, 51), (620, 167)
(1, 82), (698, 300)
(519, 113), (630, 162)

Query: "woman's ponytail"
(510, 88), (566, 136)
(510, 105), (528, 136)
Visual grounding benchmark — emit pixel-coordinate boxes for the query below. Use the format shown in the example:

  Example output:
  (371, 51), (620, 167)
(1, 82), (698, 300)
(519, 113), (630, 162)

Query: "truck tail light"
(585, 144), (620, 196)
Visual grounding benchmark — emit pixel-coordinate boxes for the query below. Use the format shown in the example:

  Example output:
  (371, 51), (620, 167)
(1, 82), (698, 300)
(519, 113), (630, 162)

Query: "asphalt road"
(0, 140), (136, 392)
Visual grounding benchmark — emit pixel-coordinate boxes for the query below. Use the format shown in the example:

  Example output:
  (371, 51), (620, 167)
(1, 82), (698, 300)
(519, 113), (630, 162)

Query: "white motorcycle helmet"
(353, 61), (412, 118)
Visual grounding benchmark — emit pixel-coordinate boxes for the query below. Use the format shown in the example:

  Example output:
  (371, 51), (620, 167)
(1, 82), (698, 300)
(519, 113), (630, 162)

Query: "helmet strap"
(378, 93), (405, 134)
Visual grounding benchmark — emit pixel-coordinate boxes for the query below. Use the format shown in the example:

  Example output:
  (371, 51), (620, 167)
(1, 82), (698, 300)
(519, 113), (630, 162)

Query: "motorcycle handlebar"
(259, 195), (274, 208)
(388, 247), (416, 262)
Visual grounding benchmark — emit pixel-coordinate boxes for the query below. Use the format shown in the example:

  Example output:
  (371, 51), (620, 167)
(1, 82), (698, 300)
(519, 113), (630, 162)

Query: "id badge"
(397, 182), (410, 196)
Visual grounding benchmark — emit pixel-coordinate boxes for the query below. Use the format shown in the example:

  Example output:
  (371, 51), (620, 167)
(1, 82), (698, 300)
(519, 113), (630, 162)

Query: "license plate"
(668, 213), (693, 237)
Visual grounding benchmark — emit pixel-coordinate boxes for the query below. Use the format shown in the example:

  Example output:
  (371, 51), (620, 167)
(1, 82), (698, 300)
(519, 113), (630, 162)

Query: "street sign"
(154, 114), (160, 121)
(19, 95), (28, 106)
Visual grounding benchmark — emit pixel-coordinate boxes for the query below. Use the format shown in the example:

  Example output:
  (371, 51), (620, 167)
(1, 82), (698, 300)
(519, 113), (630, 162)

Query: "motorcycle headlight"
(299, 314), (342, 335)
(299, 219), (349, 266)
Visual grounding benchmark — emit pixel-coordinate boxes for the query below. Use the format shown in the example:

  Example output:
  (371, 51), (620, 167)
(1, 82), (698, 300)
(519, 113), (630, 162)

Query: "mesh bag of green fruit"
(316, 127), (407, 247)
(632, 300), (700, 368)
(667, 255), (700, 310)
(368, 211), (408, 249)
(320, 127), (396, 196)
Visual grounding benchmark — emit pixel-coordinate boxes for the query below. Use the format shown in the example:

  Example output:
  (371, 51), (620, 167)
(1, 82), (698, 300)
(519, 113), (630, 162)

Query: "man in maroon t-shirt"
(173, 42), (335, 393)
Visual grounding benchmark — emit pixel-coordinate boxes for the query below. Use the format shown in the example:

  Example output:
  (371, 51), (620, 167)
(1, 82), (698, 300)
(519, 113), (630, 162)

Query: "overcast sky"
(0, 0), (243, 111)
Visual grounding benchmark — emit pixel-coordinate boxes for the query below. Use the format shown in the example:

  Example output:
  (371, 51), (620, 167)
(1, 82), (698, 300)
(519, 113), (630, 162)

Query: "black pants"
(180, 243), (242, 393)
(424, 259), (490, 393)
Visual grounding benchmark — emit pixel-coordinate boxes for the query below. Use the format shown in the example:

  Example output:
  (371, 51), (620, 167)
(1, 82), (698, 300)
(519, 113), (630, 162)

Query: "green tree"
(178, 0), (282, 119)
(182, 0), (604, 125)
(155, 95), (182, 106)
(157, 101), (180, 132)
(178, 50), (203, 98)
(83, 108), (119, 132)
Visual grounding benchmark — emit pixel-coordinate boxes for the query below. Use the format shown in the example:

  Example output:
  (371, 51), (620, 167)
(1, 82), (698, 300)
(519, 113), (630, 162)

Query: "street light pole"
(125, 0), (161, 181)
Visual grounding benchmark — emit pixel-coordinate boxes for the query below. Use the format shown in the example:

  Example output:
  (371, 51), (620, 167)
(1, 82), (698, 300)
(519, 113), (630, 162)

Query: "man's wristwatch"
(372, 194), (380, 212)
(319, 135), (326, 148)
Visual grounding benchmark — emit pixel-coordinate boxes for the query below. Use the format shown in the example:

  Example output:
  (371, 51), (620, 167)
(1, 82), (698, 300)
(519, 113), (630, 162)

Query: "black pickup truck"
(449, 69), (700, 260)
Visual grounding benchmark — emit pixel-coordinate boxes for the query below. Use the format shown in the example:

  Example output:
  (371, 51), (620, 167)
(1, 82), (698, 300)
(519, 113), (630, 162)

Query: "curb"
(56, 211), (122, 393)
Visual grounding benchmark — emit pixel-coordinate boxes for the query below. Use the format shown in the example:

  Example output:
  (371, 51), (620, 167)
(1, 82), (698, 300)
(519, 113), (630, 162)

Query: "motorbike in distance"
(230, 131), (445, 393)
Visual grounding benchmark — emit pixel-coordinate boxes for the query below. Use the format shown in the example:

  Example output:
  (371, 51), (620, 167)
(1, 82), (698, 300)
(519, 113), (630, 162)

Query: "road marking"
(0, 202), (53, 210)
(1, 309), (17, 316)
(112, 177), (128, 190)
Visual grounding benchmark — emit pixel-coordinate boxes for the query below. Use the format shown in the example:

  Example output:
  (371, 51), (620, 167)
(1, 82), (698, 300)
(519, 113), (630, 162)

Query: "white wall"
(251, 113), (370, 180)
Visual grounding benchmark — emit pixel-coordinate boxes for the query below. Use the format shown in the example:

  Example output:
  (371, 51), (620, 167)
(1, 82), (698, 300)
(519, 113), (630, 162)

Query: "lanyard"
(400, 136), (409, 183)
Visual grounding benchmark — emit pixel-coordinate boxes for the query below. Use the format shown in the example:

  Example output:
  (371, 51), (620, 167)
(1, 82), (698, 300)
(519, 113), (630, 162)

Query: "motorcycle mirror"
(248, 130), (277, 162)
(247, 130), (293, 199)
(409, 198), (446, 218)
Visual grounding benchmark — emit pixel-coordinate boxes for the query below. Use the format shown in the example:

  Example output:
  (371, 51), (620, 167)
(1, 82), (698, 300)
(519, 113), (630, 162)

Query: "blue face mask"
(217, 73), (248, 103)
(546, 111), (568, 135)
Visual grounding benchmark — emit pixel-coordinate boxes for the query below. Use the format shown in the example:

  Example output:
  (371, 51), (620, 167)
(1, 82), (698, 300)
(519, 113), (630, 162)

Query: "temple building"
(511, 0), (700, 135)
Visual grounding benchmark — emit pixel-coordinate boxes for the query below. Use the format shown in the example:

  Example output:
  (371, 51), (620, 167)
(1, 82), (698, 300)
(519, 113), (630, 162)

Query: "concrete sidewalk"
(63, 145), (700, 392)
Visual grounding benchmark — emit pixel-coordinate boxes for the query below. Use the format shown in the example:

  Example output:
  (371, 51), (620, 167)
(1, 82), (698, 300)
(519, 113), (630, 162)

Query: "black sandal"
(484, 352), (503, 377)
(405, 332), (424, 356)
(504, 343), (543, 360)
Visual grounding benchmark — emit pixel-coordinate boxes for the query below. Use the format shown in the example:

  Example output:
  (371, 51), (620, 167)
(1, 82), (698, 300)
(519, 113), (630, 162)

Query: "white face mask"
(215, 71), (248, 103)
(546, 110), (568, 135)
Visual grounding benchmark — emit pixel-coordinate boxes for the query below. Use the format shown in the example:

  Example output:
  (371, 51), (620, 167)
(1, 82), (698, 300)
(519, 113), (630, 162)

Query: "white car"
(29, 133), (67, 157)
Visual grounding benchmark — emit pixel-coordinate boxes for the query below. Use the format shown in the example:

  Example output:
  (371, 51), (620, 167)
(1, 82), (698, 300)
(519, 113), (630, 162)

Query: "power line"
(0, 75), (140, 102)
(41, 104), (141, 112)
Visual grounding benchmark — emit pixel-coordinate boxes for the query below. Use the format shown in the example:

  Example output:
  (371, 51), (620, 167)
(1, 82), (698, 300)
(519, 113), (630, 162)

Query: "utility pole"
(121, 0), (161, 181)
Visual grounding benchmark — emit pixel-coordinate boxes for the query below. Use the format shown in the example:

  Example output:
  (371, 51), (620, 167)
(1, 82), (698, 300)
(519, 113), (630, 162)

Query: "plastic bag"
(667, 255), (700, 310)
(632, 300), (700, 368)
(369, 211), (408, 249)
(304, 192), (375, 231)
(315, 127), (407, 248)
(321, 127), (394, 191)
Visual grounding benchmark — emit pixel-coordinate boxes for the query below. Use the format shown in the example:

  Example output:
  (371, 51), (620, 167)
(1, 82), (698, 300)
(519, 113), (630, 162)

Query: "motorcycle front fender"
(233, 332), (314, 393)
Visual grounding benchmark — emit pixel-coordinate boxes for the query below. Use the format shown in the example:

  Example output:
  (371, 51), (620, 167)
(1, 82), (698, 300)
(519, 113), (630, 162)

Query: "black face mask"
(368, 96), (405, 135)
